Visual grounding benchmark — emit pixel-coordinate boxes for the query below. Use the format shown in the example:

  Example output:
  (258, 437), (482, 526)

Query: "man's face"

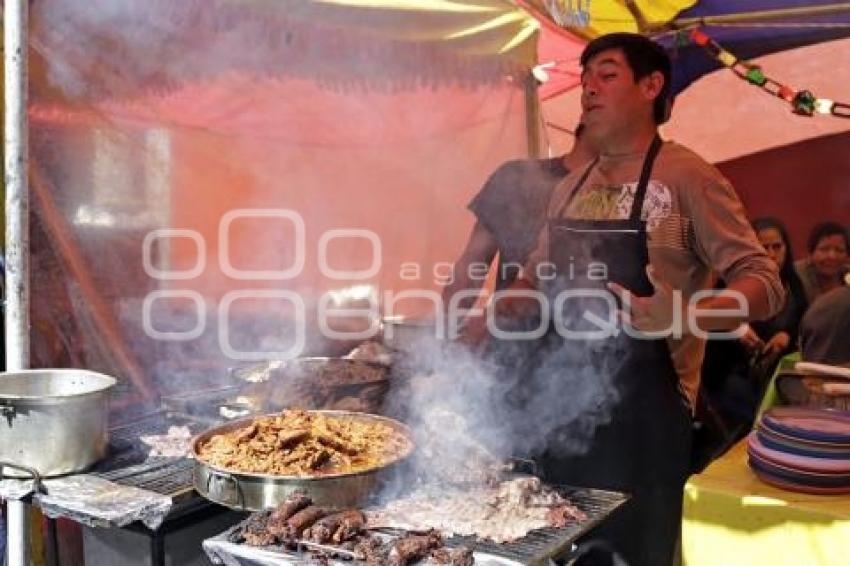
(580, 48), (659, 139)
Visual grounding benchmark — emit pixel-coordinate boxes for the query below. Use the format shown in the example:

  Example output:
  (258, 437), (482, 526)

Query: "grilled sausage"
(331, 509), (366, 543)
(269, 491), (312, 522)
(286, 506), (331, 539)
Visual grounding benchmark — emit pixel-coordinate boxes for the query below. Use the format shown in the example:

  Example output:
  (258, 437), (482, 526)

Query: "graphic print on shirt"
(568, 180), (672, 230)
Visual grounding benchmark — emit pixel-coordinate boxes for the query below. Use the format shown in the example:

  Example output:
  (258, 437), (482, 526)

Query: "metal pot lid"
(0, 369), (117, 403)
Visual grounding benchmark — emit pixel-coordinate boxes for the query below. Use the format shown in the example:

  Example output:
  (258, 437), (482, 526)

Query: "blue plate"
(749, 460), (850, 495)
(757, 428), (850, 459)
(761, 407), (850, 445)
(748, 453), (850, 488)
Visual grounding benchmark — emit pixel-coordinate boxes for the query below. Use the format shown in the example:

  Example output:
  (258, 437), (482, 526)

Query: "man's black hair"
(580, 32), (672, 124)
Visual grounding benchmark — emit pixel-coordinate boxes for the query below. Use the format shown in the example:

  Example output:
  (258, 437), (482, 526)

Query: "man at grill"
(496, 33), (784, 566)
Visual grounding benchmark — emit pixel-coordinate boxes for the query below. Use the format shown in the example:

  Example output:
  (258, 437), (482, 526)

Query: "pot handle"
(0, 403), (16, 426)
(205, 469), (245, 508)
(0, 460), (46, 494)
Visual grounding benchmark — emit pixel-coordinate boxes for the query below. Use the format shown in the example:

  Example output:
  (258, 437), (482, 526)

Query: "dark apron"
(534, 136), (691, 566)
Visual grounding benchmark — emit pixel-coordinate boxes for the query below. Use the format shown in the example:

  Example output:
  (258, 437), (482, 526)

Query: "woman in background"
(795, 221), (849, 306)
(741, 217), (809, 359)
(701, 217), (808, 434)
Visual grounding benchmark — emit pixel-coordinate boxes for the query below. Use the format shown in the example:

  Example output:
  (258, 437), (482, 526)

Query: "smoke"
(26, 0), (531, 416)
(383, 318), (624, 489)
(31, 0), (516, 101)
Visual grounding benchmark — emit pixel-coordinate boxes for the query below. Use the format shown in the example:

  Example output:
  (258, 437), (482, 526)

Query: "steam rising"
(385, 327), (623, 487)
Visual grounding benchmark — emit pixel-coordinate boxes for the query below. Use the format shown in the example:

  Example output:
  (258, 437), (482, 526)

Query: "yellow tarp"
(228, 0), (541, 57)
(271, 0), (699, 56)
(683, 440), (850, 566)
(522, 0), (696, 37)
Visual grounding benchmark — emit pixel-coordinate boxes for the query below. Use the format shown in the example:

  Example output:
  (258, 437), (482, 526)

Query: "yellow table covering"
(683, 439), (850, 565)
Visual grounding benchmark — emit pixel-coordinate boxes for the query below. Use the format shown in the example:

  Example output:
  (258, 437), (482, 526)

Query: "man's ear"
(640, 71), (665, 102)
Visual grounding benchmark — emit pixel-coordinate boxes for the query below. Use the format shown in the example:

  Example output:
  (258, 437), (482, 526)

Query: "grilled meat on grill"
(332, 509), (366, 543)
(366, 476), (586, 543)
(286, 506), (332, 539)
(387, 531), (442, 566)
(242, 530), (277, 547)
(304, 511), (346, 543)
(431, 546), (475, 566)
(229, 511), (275, 546)
(353, 535), (390, 566)
(269, 491), (312, 522)
(265, 515), (290, 541)
(547, 502), (588, 527)
(140, 425), (193, 458)
(264, 492), (314, 539)
(304, 508), (367, 543)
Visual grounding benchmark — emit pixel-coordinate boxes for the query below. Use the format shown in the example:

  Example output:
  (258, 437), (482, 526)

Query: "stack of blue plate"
(748, 407), (850, 494)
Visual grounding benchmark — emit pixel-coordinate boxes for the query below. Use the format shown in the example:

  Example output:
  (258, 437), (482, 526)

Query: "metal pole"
(672, 2), (850, 28)
(524, 72), (542, 158)
(4, 0), (31, 565)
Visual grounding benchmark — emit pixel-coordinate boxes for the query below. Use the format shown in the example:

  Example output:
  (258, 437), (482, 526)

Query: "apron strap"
(553, 135), (663, 221)
(629, 134), (663, 222)
(553, 156), (600, 219)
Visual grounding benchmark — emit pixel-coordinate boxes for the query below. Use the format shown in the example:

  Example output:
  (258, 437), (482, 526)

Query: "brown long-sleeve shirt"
(524, 140), (784, 407)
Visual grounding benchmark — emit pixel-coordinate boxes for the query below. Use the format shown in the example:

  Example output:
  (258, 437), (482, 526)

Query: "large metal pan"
(192, 410), (414, 511)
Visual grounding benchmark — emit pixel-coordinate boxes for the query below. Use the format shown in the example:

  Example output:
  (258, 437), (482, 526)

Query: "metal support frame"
(4, 0), (31, 565)
(525, 72), (542, 158)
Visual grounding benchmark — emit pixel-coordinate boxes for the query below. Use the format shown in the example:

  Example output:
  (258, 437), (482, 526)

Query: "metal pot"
(0, 369), (116, 477)
(192, 411), (414, 511)
(230, 357), (391, 414)
(380, 316), (439, 353)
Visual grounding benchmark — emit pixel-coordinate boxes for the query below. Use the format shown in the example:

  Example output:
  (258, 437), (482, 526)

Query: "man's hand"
(762, 331), (790, 357)
(738, 323), (765, 353)
(608, 266), (681, 334)
(455, 278), (541, 349)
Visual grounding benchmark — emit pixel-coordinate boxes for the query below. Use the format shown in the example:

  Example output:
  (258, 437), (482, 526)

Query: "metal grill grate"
(96, 458), (196, 501)
(92, 410), (218, 500)
(437, 486), (627, 565)
(205, 485), (627, 565)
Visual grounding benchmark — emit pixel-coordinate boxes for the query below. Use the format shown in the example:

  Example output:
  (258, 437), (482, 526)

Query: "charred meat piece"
(233, 422), (259, 443)
(315, 431), (359, 456)
(277, 429), (310, 449)
(432, 546), (475, 566)
(269, 491), (312, 522)
(546, 503), (588, 528)
(228, 511), (272, 545)
(305, 508), (365, 544)
(304, 511), (346, 543)
(353, 535), (389, 566)
(388, 531), (443, 566)
(331, 509), (366, 543)
(305, 448), (331, 470)
(242, 530), (277, 547)
(265, 515), (290, 540)
(286, 506), (332, 539)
